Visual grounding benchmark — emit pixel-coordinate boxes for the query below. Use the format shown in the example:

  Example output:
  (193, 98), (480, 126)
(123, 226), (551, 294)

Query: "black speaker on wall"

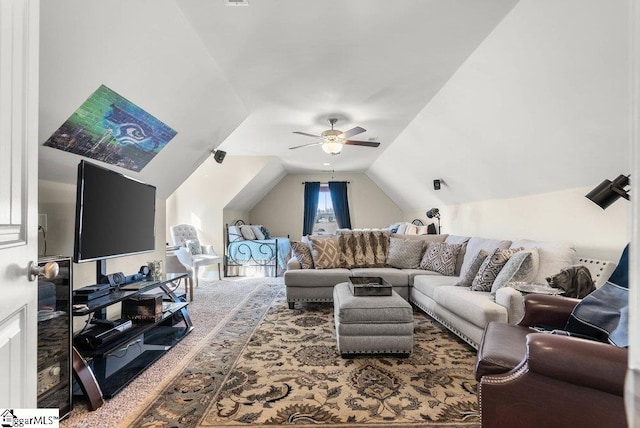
(213, 150), (227, 164)
(433, 179), (441, 190)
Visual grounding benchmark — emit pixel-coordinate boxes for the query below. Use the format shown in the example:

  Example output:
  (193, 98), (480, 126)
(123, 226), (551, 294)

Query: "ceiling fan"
(290, 118), (381, 155)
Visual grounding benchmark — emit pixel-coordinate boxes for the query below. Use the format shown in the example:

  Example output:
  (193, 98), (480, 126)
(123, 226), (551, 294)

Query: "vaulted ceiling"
(38, 0), (630, 210)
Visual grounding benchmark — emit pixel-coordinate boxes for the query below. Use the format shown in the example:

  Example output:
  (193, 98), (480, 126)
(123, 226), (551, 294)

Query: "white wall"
(38, 179), (167, 289)
(249, 173), (403, 240)
(368, 0), (630, 211)
(38, 0), (247, 198)
(404, 186), (628, 261)
(166, 155), (279, 255)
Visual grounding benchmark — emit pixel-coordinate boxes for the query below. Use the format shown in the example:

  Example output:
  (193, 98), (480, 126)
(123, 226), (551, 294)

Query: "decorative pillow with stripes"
(471, 247), (523, 291)
(291, 241), (314, 269)
(338, 230), (390, 268)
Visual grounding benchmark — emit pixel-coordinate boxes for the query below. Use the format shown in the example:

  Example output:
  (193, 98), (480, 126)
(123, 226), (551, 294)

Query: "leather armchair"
(476, 294), (628, 428)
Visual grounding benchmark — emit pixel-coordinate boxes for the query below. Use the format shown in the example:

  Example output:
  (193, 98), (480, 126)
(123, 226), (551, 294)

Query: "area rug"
(124, 283), (480, 427)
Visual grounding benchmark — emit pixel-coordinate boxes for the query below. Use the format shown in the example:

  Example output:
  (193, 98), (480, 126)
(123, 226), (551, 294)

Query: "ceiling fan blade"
(341, 126), (366, 139)
(344, 140), (380, 148)
(292, 131), (321, 138)
(289, 142), (323, 150)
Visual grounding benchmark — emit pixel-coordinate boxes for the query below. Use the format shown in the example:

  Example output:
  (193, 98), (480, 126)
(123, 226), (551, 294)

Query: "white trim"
(626, 0), (640, 425)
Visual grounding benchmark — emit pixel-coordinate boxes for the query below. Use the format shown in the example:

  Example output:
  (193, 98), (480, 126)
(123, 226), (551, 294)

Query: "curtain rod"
(301, 181), (350, 184)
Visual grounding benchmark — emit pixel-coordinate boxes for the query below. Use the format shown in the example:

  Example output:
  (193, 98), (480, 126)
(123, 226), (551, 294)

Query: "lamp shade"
(321, 142), (343, 155)
(586, 175), (630, 209)
(426, 208), (440, 219)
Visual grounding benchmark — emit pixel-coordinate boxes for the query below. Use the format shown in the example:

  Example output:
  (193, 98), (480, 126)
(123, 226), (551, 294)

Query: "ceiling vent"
(225, 0), (249, 6)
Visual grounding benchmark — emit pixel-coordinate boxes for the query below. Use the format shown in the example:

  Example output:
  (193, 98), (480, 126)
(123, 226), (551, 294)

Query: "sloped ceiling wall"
(176, 0), (519, 174)
(38, 0), (248, 199)
(37, 0), (630, 217)
(368, 0), (630, 211)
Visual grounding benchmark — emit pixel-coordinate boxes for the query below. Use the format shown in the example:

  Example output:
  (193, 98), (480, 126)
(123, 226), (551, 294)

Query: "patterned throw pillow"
(455, 250), (489, 287)
(309, 237), (341, 269)
(261, 226), (272, 240)
(291, 241), (314, 269)
(185, 239), (202, 255)
(419, 243), (462, 276)
(386, 237), (424, 269)
(491, 248), (540, 295)
(338, 230), (390, 268)
(471, 247), (523, 291)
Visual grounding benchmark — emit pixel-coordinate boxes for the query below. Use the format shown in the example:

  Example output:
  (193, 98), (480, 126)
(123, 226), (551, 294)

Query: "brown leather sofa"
(475, 294), (628, 428)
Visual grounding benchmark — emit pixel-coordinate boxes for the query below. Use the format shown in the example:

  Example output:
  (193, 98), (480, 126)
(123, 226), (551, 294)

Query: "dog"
(546, 265), (595, 299)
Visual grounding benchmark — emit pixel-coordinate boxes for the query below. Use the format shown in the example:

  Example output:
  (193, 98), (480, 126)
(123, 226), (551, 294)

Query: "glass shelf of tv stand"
(74, 301), (190, 358)
(72, 273), (188, 316)
(72, 272), (192, 402)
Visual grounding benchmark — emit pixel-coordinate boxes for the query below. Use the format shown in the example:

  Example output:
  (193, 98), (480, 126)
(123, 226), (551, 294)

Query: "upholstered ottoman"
(333, 282), (414, 356)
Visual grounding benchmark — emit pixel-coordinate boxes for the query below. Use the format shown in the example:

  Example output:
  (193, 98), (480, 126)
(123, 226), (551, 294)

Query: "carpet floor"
(62, 277), (268, 428)
(63, 278), (481, 427)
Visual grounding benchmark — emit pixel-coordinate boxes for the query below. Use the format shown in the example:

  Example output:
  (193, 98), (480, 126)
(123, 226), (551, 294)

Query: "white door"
(0, 0), (40, 408)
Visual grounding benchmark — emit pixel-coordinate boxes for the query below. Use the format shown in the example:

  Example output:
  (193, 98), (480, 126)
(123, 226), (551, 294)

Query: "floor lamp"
(426, 208), (441, 234)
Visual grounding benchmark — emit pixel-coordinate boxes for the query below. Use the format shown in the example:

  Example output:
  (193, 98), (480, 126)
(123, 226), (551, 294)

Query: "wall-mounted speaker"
(213, 150), (227, 164)
(433, 179), (441, 190)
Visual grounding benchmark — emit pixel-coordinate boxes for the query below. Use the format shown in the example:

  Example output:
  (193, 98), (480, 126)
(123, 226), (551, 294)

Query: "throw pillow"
(338, 230), (389, 268)
(228, 226), (243, 242)
(395, 223), (408, 234)
(490, 249), (539, 295)
(510, 239), (576, 285)
(185, 239), (202, 255)
(389, 222), (402, 233)
(240, 225), (256, 240)
(419, 243), (462, 276)
(261, 226), (272, 240)
(459, 237), (512, 280)
(251, 225), (265, 240)
(403, 223), (418, 235)
(471, 247), (522, 291)
(415, 225), (431, 235)
(445, 235), (471, 275)
(386, 237), (424, 269)
(309, 237), (341, 269)
(455, 250), (488, 287)
(291, 241), (314, 269)
(564, 281), (628, 347)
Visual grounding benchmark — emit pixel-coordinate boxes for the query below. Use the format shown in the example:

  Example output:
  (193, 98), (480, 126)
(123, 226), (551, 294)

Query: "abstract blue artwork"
(44, 85), (177, 171)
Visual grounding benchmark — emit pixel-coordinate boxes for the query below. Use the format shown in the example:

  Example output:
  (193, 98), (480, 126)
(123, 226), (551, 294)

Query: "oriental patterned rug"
(123, 283), (480, 427)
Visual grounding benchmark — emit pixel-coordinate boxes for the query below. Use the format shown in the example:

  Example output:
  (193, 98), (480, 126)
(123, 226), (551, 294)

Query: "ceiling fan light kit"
(290, 117), (381, 154)
(322, 141), (343, 155)
(321, 126), (345, 154)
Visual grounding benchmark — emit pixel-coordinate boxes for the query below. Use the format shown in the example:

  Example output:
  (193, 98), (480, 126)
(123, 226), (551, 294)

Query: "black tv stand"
(72, 272), (192, 404)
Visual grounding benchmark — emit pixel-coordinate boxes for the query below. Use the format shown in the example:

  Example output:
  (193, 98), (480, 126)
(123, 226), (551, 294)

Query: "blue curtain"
(303, 182), (320, 236)
(329, 181), (352, 229)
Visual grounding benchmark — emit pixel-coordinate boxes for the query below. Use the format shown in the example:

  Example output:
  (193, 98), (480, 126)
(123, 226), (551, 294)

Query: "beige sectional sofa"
(285, 232), (448, 304)
(284, 231), (617, 349)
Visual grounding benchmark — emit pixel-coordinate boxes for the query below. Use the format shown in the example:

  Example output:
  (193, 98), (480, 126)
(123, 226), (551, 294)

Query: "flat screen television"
(73, 160), (156, 264)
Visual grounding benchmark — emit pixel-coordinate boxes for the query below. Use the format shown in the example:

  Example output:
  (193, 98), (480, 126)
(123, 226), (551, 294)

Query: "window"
(313, 185), (337, 234)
